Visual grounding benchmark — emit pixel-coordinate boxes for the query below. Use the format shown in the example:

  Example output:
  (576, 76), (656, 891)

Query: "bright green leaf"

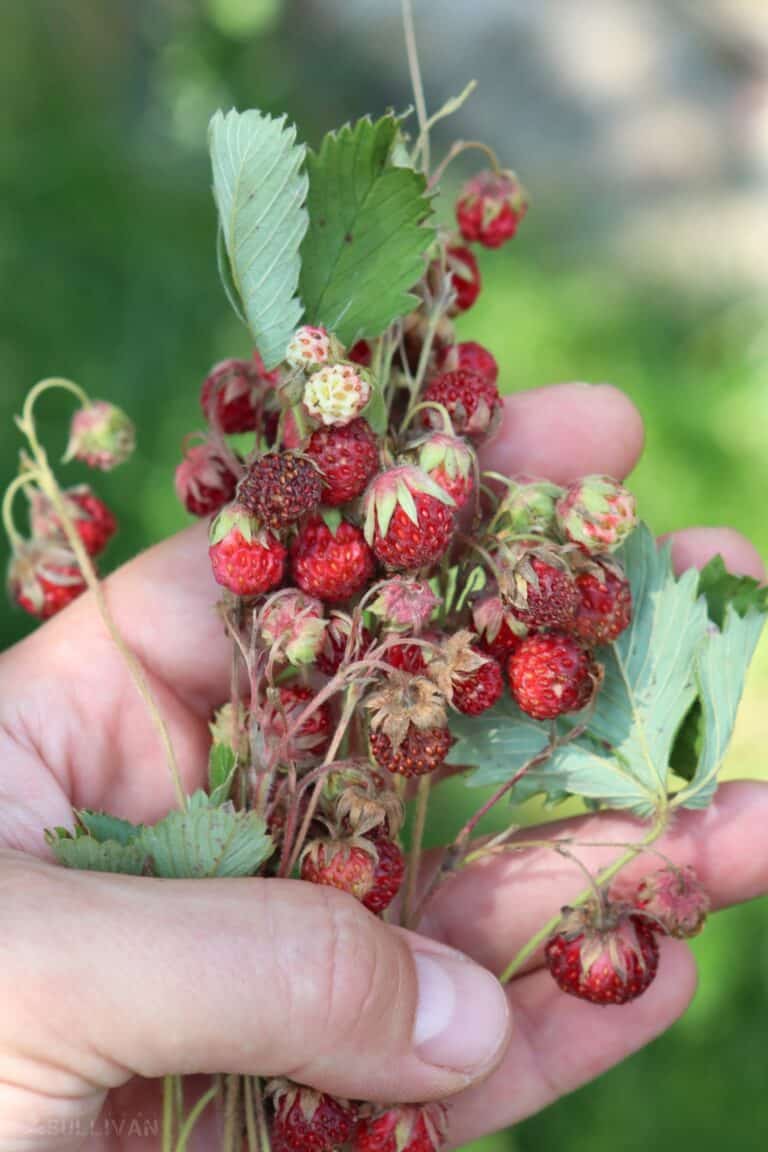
(210, 109), (309, 369)
(697, 554), (768, 628)
(299, 115), (434, 345)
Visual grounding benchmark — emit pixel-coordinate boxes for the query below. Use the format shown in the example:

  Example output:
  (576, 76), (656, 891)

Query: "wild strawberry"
(320, 760), (405, 839)
(545, 899), (660, 1005)
(259, 590), (326, 666)
(456, 168), (528, 249)
(65, 401), (135, 471)
(291, 517), (375, 603)
(421, 371), (501, 443)
(570, 562), (632, 646)
(451, 652), (504, 716)
(556, 475), (637, 554)
(301, 838), (377, 901)
(200, 355), (276, 434)
(285, 325), (343, 371)
(363, 465), (455, 571)
(175, 440), (239, 517)
(383, 641), (429, 675)
(268, 1080), (357, 1152)
(500, 553), (579, 631)
(494, 481), (561, 538)
(445, 244), (481, 314)
(417, 433), (475, 509)
(317, 613), (373, 675)
(370, 578), (439, 632)
(634, 865), (710, 939)
(369, 725), (453, 778)
(208, 504), (286, 596)
(303, 362), (372, 427)
(238, 452), (322, 530)
(366, 671), (452, 777)
(8, 541), (89, 620)
(363, 836), (406, 914)
(28, 485), (117, 557)
(472, 593), (524, 660)
(509, 631), (598, 720)
(355, 1103), (448, 1152)
(267, 682), (333, 766)
(306, 418), (379, 506)
(348, 339), (373, 366)
(436, 340), (498, 384)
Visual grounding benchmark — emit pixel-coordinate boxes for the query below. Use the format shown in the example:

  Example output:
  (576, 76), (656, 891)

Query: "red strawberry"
(200, 354), (277, 434)
(417, 433), (475, 509)
(208, 504), (286, 596)
(238, 452), (322, 530)
(436, 340), (498, 384)
(472, 593), (523, 661)
(363, 465), (455, 571)
(456, 168), (528, 249)
(570, 563), (632, 646)
(445, 244), (481, 313)
(317, 613), (373, 675)
(634, 865), (710, 939)
(9, 542), (89, 620)
(545, 900), (660, 1005)
(421, 371), (501, 443)
(508, 631), (597, 720)
(383, 639), (433, 675)
(355, 1103), (448, 1152)
(306, 418), (379, 506)
(370, 724), (453, 778)
(348, 339), (373, 367)
(28, 484), (117, 557)
(269, 682), (332, 765)
(269, 1080), (357, 1152)
(505, 556), (579, 631)
(452, 653), (504, 716)
(301, 840), (377, 901)
(362, 837), (406, 914)
(175, 440), (239, 517)
(291, 517), (375, 603)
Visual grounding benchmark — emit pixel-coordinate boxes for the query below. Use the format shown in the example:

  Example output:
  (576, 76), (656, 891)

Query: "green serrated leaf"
(449, 526), (711, 817)
(48, 831), (147, 875)
(299, 115), (435, 345)
(209, 109), (309, 369)
(697, 554), (768, 628)
(208, 744), (237, 806)
(138, 791), (273, 878)
(76, 811), (143, 845)
(675, 606), (764, 810)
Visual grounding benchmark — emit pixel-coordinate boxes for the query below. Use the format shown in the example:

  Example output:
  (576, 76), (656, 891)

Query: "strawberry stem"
(428, 139), (502, 189)
(401, 0), (430, 175)
(1, 470), (39, 550)
(403, 773), (432, 928)
(175, 1081), (218, 1152)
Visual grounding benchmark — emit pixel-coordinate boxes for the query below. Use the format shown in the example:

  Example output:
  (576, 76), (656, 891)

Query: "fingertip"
(481, 382), (645, 483)
(664, 527), (765, 581)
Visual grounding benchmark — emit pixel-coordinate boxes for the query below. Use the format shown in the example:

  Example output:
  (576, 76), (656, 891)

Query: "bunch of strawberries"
(7, 169), (711, 1152)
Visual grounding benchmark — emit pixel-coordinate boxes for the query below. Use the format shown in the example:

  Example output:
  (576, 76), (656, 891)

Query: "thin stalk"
(428, 139), (501, 189)
(2, 471), (39, 549)
(253, 1077), (272, 1152)
(175, 1083), (218, 1152)
(222, 1074), (241, 1152)
(401, 0), (430, 174)
(403, 774), (432, 929)
(498, 813), (669, 984)
(162, 1076), (176, 1152)
(243, 1076), (259, 1152)
(17, 391), (186, 810)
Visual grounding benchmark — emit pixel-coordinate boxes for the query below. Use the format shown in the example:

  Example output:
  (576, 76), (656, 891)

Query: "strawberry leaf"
(209, 109), (309, 369)
(299, 115), (435, 345)
(46, 827), (148, 875)
(449, 525), (763, 818)
(208, 744), (237, 806)
(76, 810), (144, 845)
(696, 554), (768, 628)
(138, 791), (273, 878)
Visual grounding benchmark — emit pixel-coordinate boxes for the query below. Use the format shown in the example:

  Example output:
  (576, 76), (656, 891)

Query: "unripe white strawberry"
(65, 401), (135, 471)
(259, 589), (326, 666)
(556, 475), (637, 553)
(370, 577), (440, 631)
(303, 362), (373, 427)
(286, 325), (344, 371)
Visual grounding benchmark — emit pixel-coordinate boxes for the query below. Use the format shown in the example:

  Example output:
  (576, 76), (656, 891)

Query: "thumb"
(0, 852), (510, 1146)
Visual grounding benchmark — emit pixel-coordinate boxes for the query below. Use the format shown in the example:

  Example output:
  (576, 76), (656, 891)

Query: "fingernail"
(412, 950), (510, 1074)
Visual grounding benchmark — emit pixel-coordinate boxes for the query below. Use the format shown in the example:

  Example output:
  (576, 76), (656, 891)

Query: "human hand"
(0, 383), (764, 1151)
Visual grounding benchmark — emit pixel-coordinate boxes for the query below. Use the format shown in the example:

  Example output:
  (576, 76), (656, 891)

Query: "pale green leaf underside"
(50, 836), (147, 875)
(299, 115), (434, 345)
(138, 793), (273, 878)
(449, 525), (761, 818)
(210, 109), (308, 369)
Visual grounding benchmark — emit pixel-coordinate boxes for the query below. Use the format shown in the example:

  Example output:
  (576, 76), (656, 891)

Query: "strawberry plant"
(2, 3), (766, 1150)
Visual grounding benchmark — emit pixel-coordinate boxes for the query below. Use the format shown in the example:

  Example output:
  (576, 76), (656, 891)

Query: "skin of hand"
(0, 382), (765, 1152)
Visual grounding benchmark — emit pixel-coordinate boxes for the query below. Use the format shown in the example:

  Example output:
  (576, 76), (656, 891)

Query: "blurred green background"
(1, 1), (767, 1149)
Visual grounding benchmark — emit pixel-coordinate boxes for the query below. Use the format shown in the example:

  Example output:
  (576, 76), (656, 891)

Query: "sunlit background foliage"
(1, 2), (767, 1148)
